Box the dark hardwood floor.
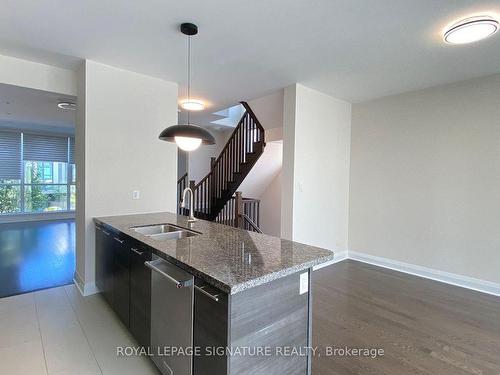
[0,219,75,298]
[312,260,500,375]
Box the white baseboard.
[348,251,500,297]
[73,250,499,298]
[73,272,100,297]
[313,250,348,271]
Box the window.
[0,130,76,215]
[0,131,22,214]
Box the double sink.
[131,223,200,241]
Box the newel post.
[234,191,243,229]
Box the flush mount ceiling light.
[159,23,215,152]
[180,98,205,111]
[444,15,499,44]
[57,102,77,111]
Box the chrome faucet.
[180,187,197,223]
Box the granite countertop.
[94,212,334,294]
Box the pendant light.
[159,23,215,151]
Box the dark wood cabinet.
[95,225,114,306]
[95,225,106,291]
[129,241,152,348]
[111,235,130,327]
[95,224,232,374]
[95,224,152,348]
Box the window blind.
[69,137,75,164]
[0,130,22,180]
[23,133,69,163]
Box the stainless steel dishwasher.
[145,256,194,375]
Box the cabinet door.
[111,235,130,327]
[95,225,114,306]
[95,225,106,292]
[129,242,152,348]
[193,280,228,375]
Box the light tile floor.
[0,285,158,375]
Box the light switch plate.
[299,272,309,295]
[132,190,140,200]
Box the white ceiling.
[1,0,500,117]
[0,83,76,132]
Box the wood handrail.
[240,101,265,133]
[242,197,259,202]
[194,169,210,189]
[212,101,264,168]
[177,172,188,185]
[214,192,261,232]
[212,113,245,167]
[195,102,258,190]
[240,214,262,233]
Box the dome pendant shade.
[159,124,215,150]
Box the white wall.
[247,90,284,142]
[281,85,297,240]
[259,171,282,237]
[238,141,282,198]
[247,90,284,130]
[238,141,283,236]
[0,54,76,96]
[282,84,351,252]
[76,60,178,293]
[349,74,500,285]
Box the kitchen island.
[94,212,334,375]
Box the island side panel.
[228,271,310,375]
[193,279,229,375]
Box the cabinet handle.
[195,285,220,302]
[144,260,192,288]
[131,247,144,256]
[114,237,124,244]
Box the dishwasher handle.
[145,260,193,288]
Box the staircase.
[182,101,265,222]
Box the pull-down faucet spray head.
[180,187,196,223]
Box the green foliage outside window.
[0,185,20,213]
[28,162,46,211]
[24,162,67,212]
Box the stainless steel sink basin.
[131,223,200,241]
[149,231,198,241]
[132,224,182,236]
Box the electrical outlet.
[132,190,140,200]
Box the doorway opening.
[0,83,77,297]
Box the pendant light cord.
[187,34,191,125]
